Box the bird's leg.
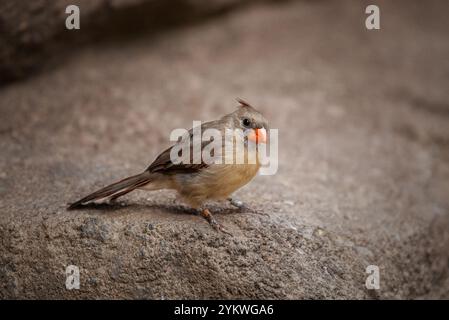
[227,197,269,217]
[200,208,232,236]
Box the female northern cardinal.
[69,99,268,235]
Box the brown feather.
[68,172,152,209]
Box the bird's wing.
[146,120,223,175]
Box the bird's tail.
[68,171,152,209]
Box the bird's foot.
[200,208,232,236]
[228,197,245,209]
[227,198,269,217]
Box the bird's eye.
[242,118,251,127]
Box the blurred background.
[0,0,448,299]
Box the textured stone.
[0,0,448,299]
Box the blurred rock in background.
[0,0,262,84]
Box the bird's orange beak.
[248,128,267,144]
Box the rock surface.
[1,0,449,299]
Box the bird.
[68,99,269,235]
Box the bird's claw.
[229,198,245,208]
[200,208,232,236]
[228,198,269,217]
[210,219,233,236]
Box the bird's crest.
[236,98,254,109]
